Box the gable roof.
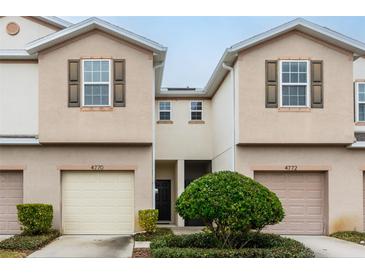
[25,17,167,91]
[204,18,365,97]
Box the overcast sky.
[62,16,365,88]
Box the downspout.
[152,62,164,209]
[222,62,236,171]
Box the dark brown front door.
[155,180,171,221]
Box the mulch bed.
[132,248,151,258]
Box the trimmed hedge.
[17,204,53,235]
[138,209,159,233]
[134,228,173,241]
[0,230,60,251]
[330,231,365,245]
[150,232,314,258]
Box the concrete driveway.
[28,235,133,258]
[286,235,365,258]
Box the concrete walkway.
[0,235,13,241]
[286,235,365,258]
[28,235,134,258]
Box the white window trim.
[190,100,203,120]
[355,82,365,122]
[158,101,172,121]
[279,60,311,108]
[81,59,112,107]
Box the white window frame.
[355,82,365,122]
[81,59,112,107]
[190,101,203,121]
[279,60,311,108]
[158,101,172,121]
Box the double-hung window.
[356,82,365,122]
[190,101,202,120]
[159,101,171,120]
[82,59,111,106]
[280,60,310,107]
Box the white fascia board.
[35,16,73,29]
[26,17,167,55]
[0,49,37,60]
[0,137,39,145]
[347,142,365,149]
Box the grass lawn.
[0,230,60,257]
[134,228,173,241]
[330,231,365,245]
[0,250,27,258]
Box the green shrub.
[330,231,365,245]
[0,230,60,251]
[175,171,284,247]
[138,209,159,233]
[134,228,173,241]
[150,232,314,258]
[17,204,53,235]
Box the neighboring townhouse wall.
[0,16,57,49]
[155,99,212,159]
[237,31,354,144]
[354,57,365,80]
[0,62,38,135]
[38,30,154,143]
[211,71,235,171]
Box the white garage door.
[62,171,134,235]
[0,171,23,234]
[254,172,326,235]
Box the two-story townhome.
[1,16,365,236]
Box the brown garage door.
[0,171,23,234]
[254,172,326,235]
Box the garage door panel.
[255,172,326,235]
[0,171,23,234]
[62,171,134,235]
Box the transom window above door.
[82,59,111,106]
[280,60,310,107]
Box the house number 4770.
[91,165,104,170]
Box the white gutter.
[347,142,365,148]
[0,137,39,145]
[222,62,236,171]
[152,62,164,209]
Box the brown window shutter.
[113,59,126,107]
[311,60,323,108]
[265,60,278,108]
[68,60,80,107]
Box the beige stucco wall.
[0,17,56,50]
[38,30,154,143]
[237,31,354,144]
[155,99,212,160]
[0,62,38,135]
[155,161,177,224]
[211,71,234,171]
[0,145,152,232]
[236,146,364,234]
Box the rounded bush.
[138,209,159,233]
[17,204,53,235]
[176,171,284,244]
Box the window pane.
[84,84,109,106]
[159,102,171,110]
[93,61,100,71]
[282,73,289,83]
[191,111,202,120]
[282,62,290,72]
[160,112,170,120]
[101,61,109,71]
[290,62,298,72]
[191,101,202,110]
[359,84,365,102]
[299,62,307,72]
[84,61,92,71]
[290,73,298,83]
[84,71,92,82]
[299,73,307,83]
[101,71,109,82]
[359,104,365,121]
[93,71,100,82]
[282,86,306,106]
